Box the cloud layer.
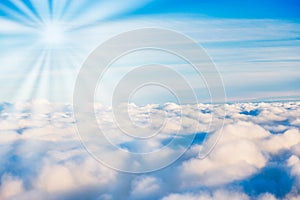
[0,100,299,199]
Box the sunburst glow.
[0,0,149,102]
[41,21,65,45]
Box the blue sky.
[0,0,299,103]
[130,0,300,19]
[1,2,300,200]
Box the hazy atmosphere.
[0,0,300,200]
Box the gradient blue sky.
[0,0,300,103]
[1,2,300,200]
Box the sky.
[1,1,300,200]
[0,0,299,103]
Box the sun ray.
[58,0,87,21]
[50,50,79,102]
[63,0,150,31]
[56,0,73,21]
[29,50,50,100]
[10,0,43,25]
[0,5,35,26]
[22,0,43,21]
[1,0,153,103]
[37,52,51,100]
[12,49,47,101]
[27,0,51,22]
[0,19,39,40]
[47,0,53,20]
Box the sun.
[41,21,65,46]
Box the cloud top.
[0,100,299,199]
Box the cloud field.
[0,100,300,199]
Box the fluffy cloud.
[130,176,161,198]
[180,121,268,186]
[263,129,300,154]
[0,174,24,199]
[0,100,300,199]
[161,190,250,200]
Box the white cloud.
[262,129,300,154]
[257,193,277,200]
[130,176,161,198]
[0,174,24,199]
[36,164,76,193]
[180,121,268,186]
[0,101,300,199]
[161,190,250,200]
